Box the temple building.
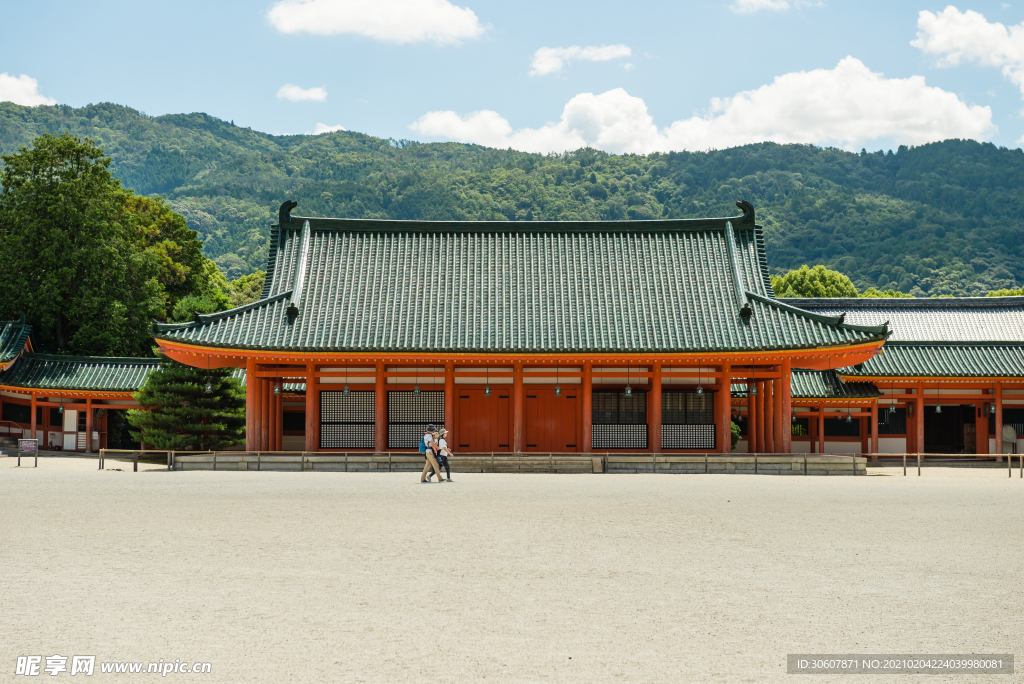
[1,201,1020,457]
[151,201,889,455]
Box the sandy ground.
[1,457,1021,683]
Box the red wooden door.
[525,390,579,452]
[456,389,511,452]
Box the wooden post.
[754,383,764,453]
[915,383,925,456]
[772,373,783,453]
[719,363,731,453]
[512,362,524,453]
[245,358,257,450]
[30,393,37,443]
[780,359,791,453]
[375,361,387,453]
[444,361,454,433]
[869,401,878,460]
[764,378,775,454]
[747,382,757,454]
[994,381,1003,458]
[262,376,272,451]
[976,402,988,456]
[582,362,593,453]
[276,387,284,451]
[817,404,825,455]
[305,362,318,452]
[85,398,93,453]
[649,362,662,453]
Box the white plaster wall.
[791,440,812,454]
[877,437,906,454]
[824,441,861,454]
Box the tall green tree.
[771,265,859,298]
[0,133,164,354]
[128,359,245,450]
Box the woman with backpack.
[419,424,446,483]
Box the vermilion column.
[582,362,593,453]
[764,379,774,453]
[817,405,825,455]
[649,362,662,453]
[85,398,93,453]
[305,362,317,452]
[995,381,1003,457]
[30,394,37,443]
[747,383,757,454]
[375,362,386,453]
[444,362,454,434]
[869,401,878,459]
[719,363,732,453]
[772,374,783,453]
[780,359,792,453]
[246,358,257,451]
[754,384,764,453]
[275,388,283,451]
[921,382,929,456]
[261,376,270,451]
[512,362,524,453]
[976,402,988,456]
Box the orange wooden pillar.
[649,362,662,453]
[375,362,386,453]
[246,358,257,450]
[274,386,283,451]
[772,373,783,453]
[780,359,791,453]
[754,384,764,453]
[305,362,318,452]
[718,363,732,453]
[261,377,271,451]
[30,393,37,442]
[444,362,454,433]
[869,401,878,459]
[817,404,825,455]
[994,381,1003,458]
[976,402,988,456]
[582,362,593,453]
[747,383,757,453]
[764,379,775,453]
[512,362,524,453]
[915,383,924,455]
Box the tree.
[0,133,164,355]
[987,287,1024,297]
[771,265,859,298]
[0,133,222,352]
[860,287,914,298]
[225,270,266,308]
[128,358,245,450]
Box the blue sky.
[3,0,1024,153]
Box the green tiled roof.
[0,319,31,365]
[155,202,887,354]
[783,296,1024,342]
[840,343,1024,378]
[732,370,880,400]
[0,354,162,392]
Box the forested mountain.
[1,101,1022,296]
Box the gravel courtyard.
[2,458,1021,683]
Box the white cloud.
[0,72,56,106]
[729,0,820,14]
[912,6,1024,100]
[277,84,327,102]
[311,122,346,134]
[411,57,994,154]
[529,45,632,76]
[267,0,486,44]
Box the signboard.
[17,439,38,467]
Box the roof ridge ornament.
[736,200,755,224]
[287,220,312,325]
[279,200,298,226]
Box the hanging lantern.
[935,404,942,414]
[273,383,282,396]
[484,385,491,397]
[204,377,213,395]
[554,385,561,397]
[696,384,703,395]
[737,413,745,422]
[624,364,632,397]
[792,413,797,424]
[989,403,996,415]
[414,385,421,396]
[343,384,350,396]
[845,412,853,424]
[888,403,897,414]
[696,364,703,395]
[342,364,350,397]
[484,364,491,396]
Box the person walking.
[420,424,446,483]
[434,427,453,482]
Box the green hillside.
[1,101,1022,296]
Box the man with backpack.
[419,424,446,483]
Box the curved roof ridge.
[153,290,292,332]
[746,293,890,337]
[784,296,1024,309]
[21,353,162,364]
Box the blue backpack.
[418,436,427,454]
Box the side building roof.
[784,297,1024,378]
[0,318,32,369]
[732,369,880,401]
[154,202,887,355]
[0,354,163,393]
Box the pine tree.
[128,358,245,450]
